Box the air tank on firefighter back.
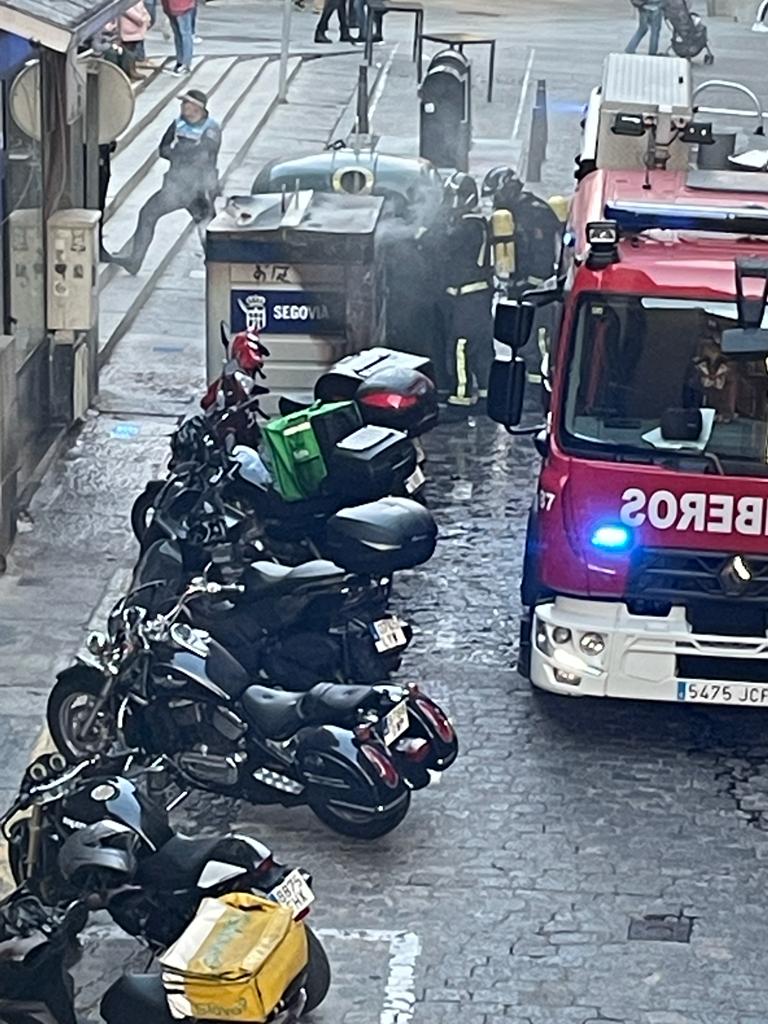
[205,190,385,402]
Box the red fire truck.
[489,54,768,706]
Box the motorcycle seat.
[245,559,346,594]
[242,681,375,739]
[136,834,223,890]
[101,973,173,1024]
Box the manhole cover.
[628,914,693,943]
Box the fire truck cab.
[489,54,768,707]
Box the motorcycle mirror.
[86,631,108,656]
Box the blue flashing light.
[590,524,632,552]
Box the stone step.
[98,56,302,366]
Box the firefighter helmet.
[442,171,479,212]
[481,166,523,205]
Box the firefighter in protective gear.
[441,172,494,412]
[482,166,562,298]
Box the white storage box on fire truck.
[581,54,693,173]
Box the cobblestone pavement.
[6,2,768,1022]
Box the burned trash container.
[419,49,472,172]
[206,190,385,403]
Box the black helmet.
[59,820,139,887]
[481,166,523,202]
[442,171,479,212]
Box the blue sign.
[230,289,345,336]
[0,32,34,78]
[111,423,141,439]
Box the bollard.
[527,77,548,183]
[356,64,370,135]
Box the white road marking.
[512,46,536,141]
[368,43,400,125]
[317,928,421,1024]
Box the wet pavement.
[6,1,768,1021]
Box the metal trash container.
[419,49,472,172]
[205,190,385,404]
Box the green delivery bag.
[262,400,361,501]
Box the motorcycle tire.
[47,673,114,764]
[304,927,332,1013]
[307,789,411,839]
[130,481,163,543]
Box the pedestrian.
[162,0,195,74]
[625,0,663,55]
[118,2,151,64]
[314,0,353,43]
[107,90,221,274]
[440,172,494,416]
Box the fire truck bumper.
[530,596,768,705]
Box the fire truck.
[489,54,768,706]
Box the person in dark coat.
[108,89,220,274]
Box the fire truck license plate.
[677,681,768,706]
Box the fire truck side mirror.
[494,300,535,352]
[487,357,526,428]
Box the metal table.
[365,0,424,71]
[418,31,496,101]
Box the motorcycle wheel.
[304,927,332,1013]
[307,790,411,839]
[47,674,113,764]
[130,481,162,543]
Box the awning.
[0,0,138,54]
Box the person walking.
[625,0,663,55]
[162,0,195,74]
[107,90,221,274]
[315,0,353,43]
[118,2,151,63]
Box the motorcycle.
[132,536,414,687]
[46,577,458,839]
[0,885,321,1024]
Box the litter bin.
[206,190,386,404]
[419,49,472,172]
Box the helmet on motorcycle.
[230,330,269,375]
[170,416,207,465]
[442,171,479,212]
[481,166,523,205]
[58,820,139,887]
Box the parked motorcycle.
[1,752,330,1011]
[46,578,458,839]
[0,884,322,1024]
[132,537,413,687]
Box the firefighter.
[481,166,562,298]
[441,172,494,415]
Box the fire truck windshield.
[562,295,768,474]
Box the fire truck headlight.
[590,524,631,552]
[552,627,571,644]
[579,632,606,656]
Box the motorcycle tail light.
[414,696,455,743]
[407,682,420,696]
[295,907,311,921]
[359,392,419,411]
[360,743,400,789]
[354,723,374,741]
[394,737,430,762]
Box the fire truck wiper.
[596,442,725,475]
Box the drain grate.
[628,913,694,943]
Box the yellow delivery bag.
[159,892,308,1021]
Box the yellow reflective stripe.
[455,337,468,401]
[446,286,459,296]
[458,281,489,295]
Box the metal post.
[527,78,548,183]
[278,0,293,103]
[357,64,370,135]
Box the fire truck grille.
[628,548,768,603]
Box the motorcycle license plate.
[269,869,315,917]
[382,701,409,746]
[405,465,426,494]
[372,617,407,653]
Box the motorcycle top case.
[325,424,416,502]
[262,400,362,502]
[315,347,436,399]
[324,496,437,574]
[159,892,307,1022]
